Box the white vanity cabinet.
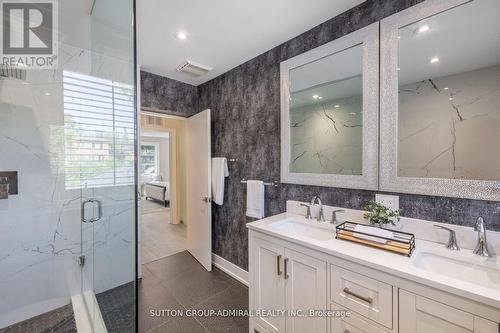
[250,234,328,333]
[399,290,498,333]
[248,228,500,333]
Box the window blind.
[63,71,135,189]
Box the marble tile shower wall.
[194,0,500,270]
[0,44,135,328]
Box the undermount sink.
[269,219,334,241]
[413,251,500,289]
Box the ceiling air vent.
[176,60,212,77]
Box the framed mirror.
[280,23,379,190]
[380,0,500,200]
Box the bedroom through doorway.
[140,111,187,264]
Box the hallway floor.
[141,199,187,263]
[139,251,249,333]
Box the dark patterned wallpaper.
[196,0,500,270]
[140,70,198,116]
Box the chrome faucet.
[330,209,345,225]
[473,217,489,257]
[300,203,312,219]
[434,225,460,251]
[310,196,325,222]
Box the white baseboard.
[212,253,249,286]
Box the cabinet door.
[251,237,285,333]
[399,290,498,333]
[284,248,327,333]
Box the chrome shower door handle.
[81,199,103,223]
[81,199,91,223]
[91,199,103,223]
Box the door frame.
[137,108,185,272]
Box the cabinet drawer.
[331,265,393,329]
[330,302,389,333]
[252,321,271,333]
[399,290,499,333]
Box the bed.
[144,181,169,207]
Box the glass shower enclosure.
[0,0,137,332]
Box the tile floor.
[1,240,246,333]
[141,199,187,263]
[0,304,76,333]
[96,282,135,333]
[139,251,249,333]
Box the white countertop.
[247,210,500,310]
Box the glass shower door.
[0,1,136,332]
[64,63,136,332]
[69,0,136,331]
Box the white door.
[284,248,327,333]
[186,109,212,271]
[251,237,285,333]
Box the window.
[140,142,159,175]
[63,71,135,189]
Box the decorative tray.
[335,222,415,257]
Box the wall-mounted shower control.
[0,171,18,199]
[0,177,8,199]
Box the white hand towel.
[211,158,229,205]
[353,224,394,244]
[246,180,265,219]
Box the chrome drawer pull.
[343,287,373,304]
[276,255,282,276]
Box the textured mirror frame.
[280,23,379,190]
[380,0,500,201]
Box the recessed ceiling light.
[429,57,440,64]
[443,87,449,90]
[44,92,51,96]
[175,31,188,41]
[312,94,320,99]
[334,105,340,108]
[318,96,323,99]
[449,97,454,101]
[418,25,430,34]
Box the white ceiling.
[136,0,365,86]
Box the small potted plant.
[363,200,403,228]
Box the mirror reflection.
[397,0,500,181]
[289,44,363,175]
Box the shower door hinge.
[78,255,85,267]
